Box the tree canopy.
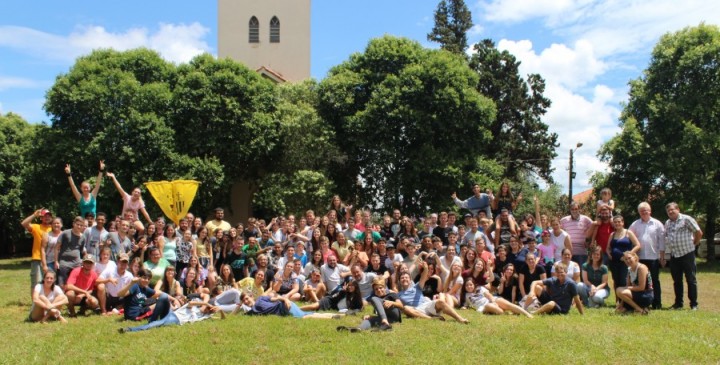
[427,0,474,55]
[318,36,496,215]
[469,39,558,182]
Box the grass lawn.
[2,257,719,364]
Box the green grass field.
[2,257,719,364]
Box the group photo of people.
[23,168,703,332]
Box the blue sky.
[2,0,719,194]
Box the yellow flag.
[145,180,200,226]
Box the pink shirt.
[122,195,145,216]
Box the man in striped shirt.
[664,202,702,310]
[560,202,593,266]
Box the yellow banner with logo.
[145,180,200,226]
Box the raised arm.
[139,206,153,224]
[21,210,42,233]
[91,160,105,197]
[65,164,81,201]
[105,172,128,199]
[117,277,140,298]
[417,261,430,288]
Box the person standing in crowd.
[629,202,665,310]
[106,172,152,232]
[41,217,63,276]
[55,216,88,288]
[64,161,104,217]
[22,208,53,298]
[83,212,109,262]
[560,202,593,265]
[452,184,494,218]
[206,208,231,234]
[606,215,640,297]
[588,204,614,263]
[664,202,702,310]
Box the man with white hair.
[629,202,665,310]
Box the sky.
[2,0,719,196]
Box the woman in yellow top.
[237,270,266,298]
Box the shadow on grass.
[696,259,720,273]
[4,299,29,307]
[0,259,29,271]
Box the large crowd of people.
[23,170,703,332]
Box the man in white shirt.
[628,202,665,310]
[96,253,134,315]
[320,255,351,292]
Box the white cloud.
[498,39,606,90]
[493,38,620,191]
[480,0,720,58]
[468,24,484,36]
[0,76,41,91]
[0,22,212,64]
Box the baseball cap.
[82,254,95,263]
[40,209,52,216]
[118,253,130,262]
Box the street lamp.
[568,142,583,204]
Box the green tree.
[469,39,558,182]
[599,24,720,262]
[252,80,339,217]
[427,0,474,55]
[170,54,280,183]
[42,49,226,220]
[318,36,496,215]
[0,113,41,255]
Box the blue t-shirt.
[398,283,430,307]
[542,277,577,313]
[249,296,288,316]
[124,284,155,320]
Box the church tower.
[218,0,311,82]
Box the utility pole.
[568,143,583,204]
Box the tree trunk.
[705,202,717,264]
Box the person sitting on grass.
[64,254,100,317]
[303,269,327,303]
[180,267,210,304]
[460,279,533,318]
[154,266,184,309]
[96,252,134,315]
[299,280,363,313]
[118,295,223,333]
[238,269,266,298]
[273,261,302,302]
[239,291,345,319]
[577,246,610,308]
[118,268,164,321]
[615,251,654,315]
[397,261,469,324]
[337,277,402,332]
[528,262,584,315]
[29,271,68,323]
